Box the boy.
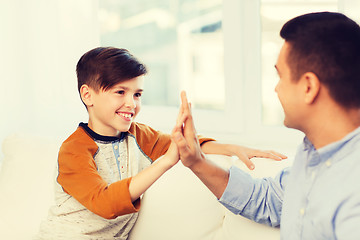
[37,47,285,239]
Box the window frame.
[135,0,303,145]
[134,0,355,147]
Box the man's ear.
[301,72,321,104]
[80,84,93,107]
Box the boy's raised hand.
[172,91,206,169]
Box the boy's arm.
[58,146,139,219]
[130,121,285,171]
[200,141,287,170]
[58,127,180,219]
[129,122,214,161]
[128,140,179,201]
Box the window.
[98,0,355,146]
[99,0,233,136]
[261,0,338,125]
[99,0,224,110]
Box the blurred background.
[1,0,360,163]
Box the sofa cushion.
[129,159,227,240]
[0,134,60,239]
[129,154,289,240]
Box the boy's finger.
[268,150,288,159]
[235,155,255,170]
[250,150,287,161]
[176,103,185,126]
[172,131,191,155]
[181,91,191,114]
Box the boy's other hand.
[200,141,287,170]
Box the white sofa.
[0,133,291,240]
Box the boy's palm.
[164,140,180,167]
[172,91,205,168]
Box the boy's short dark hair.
[280,12,360,108]
[76,47,147,93]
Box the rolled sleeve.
[219,166,255,214]
[219,166,287,227]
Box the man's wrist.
[187,153,207,173]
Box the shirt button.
[117,157,121,161]
[325,160,331,167]
[114,145,118,150]
[300,208,305,216]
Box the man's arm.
[219,166,288,227]
[172,91,286,226]
[171,91,229,198]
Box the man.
[172,12,360,239]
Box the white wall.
[0,0,100,160]
[0,0,302,165]
[3,0,359,165]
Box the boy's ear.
[301,72,321,104]
[80,84,93,107]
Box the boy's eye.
[117,90,125,95]
[134,92,142,98]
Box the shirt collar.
[303,126,360,167]
[79,122,127,143]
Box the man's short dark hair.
[280,12,360,108]
[76,47,147,93]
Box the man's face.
[87,75,144,136]
[275,42,304,130]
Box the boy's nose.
[125,96,136,108]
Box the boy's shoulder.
[128,122,165,138]
[129,121,153,133]
[60,126,98,157]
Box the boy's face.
[87,75,144,136]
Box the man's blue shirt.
[219,127,360,239]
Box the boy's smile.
[117,112,134,121]
[84,75,144,137]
